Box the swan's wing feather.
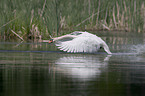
[56,36,99,53]
[55,31,111,54]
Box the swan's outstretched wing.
[55,36,100,53]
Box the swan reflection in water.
[54,54,111,81]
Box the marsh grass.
[0,0,145,40]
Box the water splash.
[131,44,145,54]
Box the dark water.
[0,31,145,96]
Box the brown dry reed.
[0,0,145,40]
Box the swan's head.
[48,39,54,43]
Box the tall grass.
[0,0,145,40]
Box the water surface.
[0,31,145,96]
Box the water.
[0,31,145,96]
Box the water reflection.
[0,31,145,96]
[110,54,145,84]
[55,54,111,81]
[0,52,112,96]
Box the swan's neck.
[53,34,77,41]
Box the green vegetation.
[0,0,145,40]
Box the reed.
[0,0,145,40]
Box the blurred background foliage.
[0,0,145,40]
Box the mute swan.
[49,31,112,54]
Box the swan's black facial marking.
[70,31,82,36]
[49,39,54,43]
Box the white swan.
[49,31,112,54]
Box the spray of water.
[131,44,145,54]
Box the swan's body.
[49,31,112,54]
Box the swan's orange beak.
[48,40,52,43]
[48,39,53,43]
